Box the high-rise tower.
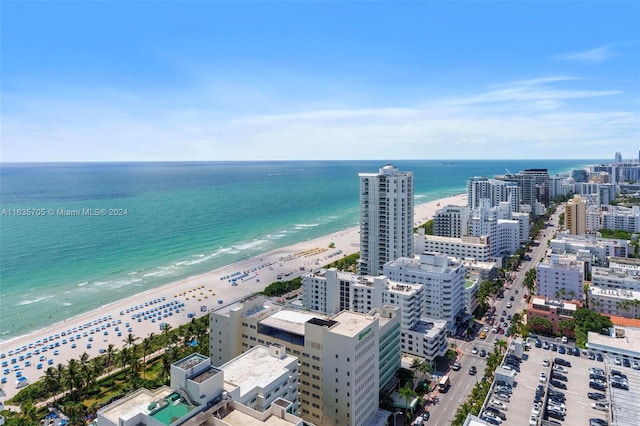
[358,164,414,276]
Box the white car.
[482,411,503,424]
[539,372,547,383]
[548,404,566,414]
[472,347,479,355]
[489,400,508,411]
[590,367,605,375]
[552,365,568,373]
[614,357,622,365]
[529,414,538,426]
[543,358,550,367]
[632,360,640,370]
[592,402,609,412]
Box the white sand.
[0,194,466,399]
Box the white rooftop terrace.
[220,346,296,400]
[587,327,640,359]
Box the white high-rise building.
[209,297,401,426]
[384,252,466,333]
[358,164,414,276]
[301,269,449,363]
[433,205,471,238]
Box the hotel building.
[98,350,302,426]
[384,252,466,333]
[358,164,414,276]
[433,205,471,238]
[536,254,585,301]
[301,269,448,363]
[209,297,401,426]
[526,297,580,337]
[414,233,491,262]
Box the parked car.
[611,381,629,390]
[550,380,567,390]
[494,392,510,402]
[588,392,606,400]
[547,410,565,421]
[623,358,631,368]
[551,373,568,382]
[552,365,568,373]
[592,402,609,411]
[554,358,572,367]
[590,381,606,391]
[485,407,506,420]
[610,369,627,379]
[589,419,608,426]
[489,400,508,411]
[452,362,462,371]
[469,366,477,375]
[590,367,605,375]
[543,358,550,367]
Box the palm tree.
[161,323,173,346]
[105,343,117,372]
[495,339,508,353]
[398,383,417,420]
[410,358,422,386]
[418,361,433,384]
[142,338,153,378]
[123,332,140,349]
[19,401,38,426]
[66,358,81,399]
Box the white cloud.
[1,76,637,161]
[555,45,620,64]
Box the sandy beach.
[0,193,466,399]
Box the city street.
[425,207,563,424]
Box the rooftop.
[588,327,640,356]
[174,353,208,371]
[99,387,172,425]
[220,346,297,399]
[329,311,377,338]
[259,309,329,336]
[191,367,221,383]
[221,409,299,426]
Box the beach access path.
[0,193,466,400]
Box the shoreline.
[0,193,466,399]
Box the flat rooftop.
[329,311,376,338]
[259,309,326,335]
[174,353,208,370]
[99,387,172,424]
[588,327,640,357]
[221,409,298,426]
[220,346,296,399]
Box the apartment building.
[566,195,587,235]
[433,204,471,238]
[602,205,640,233]
[301,269,448,363]
[550,234,630,264]
[414,232,491,262]
[209,297,401,426]
[527,297,581,337]
[536,254,585,301]
[588,286,640,319]
[98,351,303,426]
[384,252,466,333]
[358,164,414,276]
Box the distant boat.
[442,161,455,164]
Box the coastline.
[0,193,466,399]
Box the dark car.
[481,415,500,426]
[590,381,606,391]
[485,406,506,420]
[589,419,608,426]
[479,349,487,357]
[610,369,627,379]
[509,295,515,301]
[558,346,566,354]
[550,380,567,390]
[590,374,606,382]
[469,366,477,375]
[505,355,521,363]
[551,373,568,382]
[588,392,606,401]
[623,358,631,368]
[535,340,543,348]
[536,384,546,396]
[596,353,604,362]
[551,343,558,351]
[547,410,566,421]
[611,381,629,390]
[554,357,572,367]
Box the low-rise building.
[588,286,640,319]
[587,326,640,362]
[464,275,480,316]
[526,297,581,337]
[98,351,303,426]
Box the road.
[425,206,564,425]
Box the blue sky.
[2,1,639,161]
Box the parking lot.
[481,337,617,426]
[605,355,640,426]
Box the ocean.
[0,160,590,341]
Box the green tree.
[495,339,508,354]
[123,332,140,349]
[399,383,417,419]
[528,316,553,334]
[574,307,613,347]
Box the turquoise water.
[0,160,590,340]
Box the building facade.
[536,254,585,301]
[566,195,587,235]
[527,297,580,337]
[433,205,471,238]
[358,164,414,276]
[209,297,401,426]
[414,233,491,262]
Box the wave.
[18,296,53,306]
[77,281,88,287]
[294,223,320,230]
[233,240,266,251]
